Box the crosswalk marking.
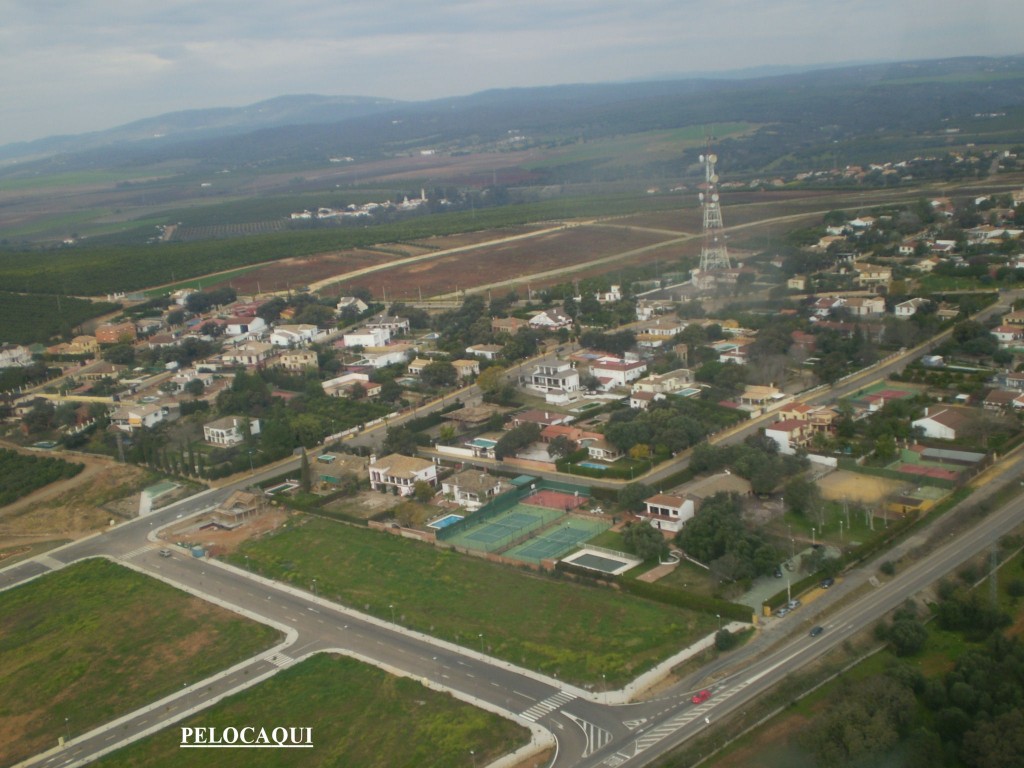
[564,712,612,757]
[34,555,65,571]
[266,653,293,668]
[519,691,575,722]
[121,544,156,560]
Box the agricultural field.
[0,291,120,344]
[98,653,530,768]
[0,448,83,506]
[0,559,280,766]
[206,248,408,295]
[229,515,716,685]
[334,223,677,302]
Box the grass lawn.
[98,653,528,768]
[0,559,281,766]
[230,515,716,685]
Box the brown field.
[338,224,675,301]
[816,470,905,504]
[407,224,545,250]
[214,249,406,294]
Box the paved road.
[7,440,1024,768]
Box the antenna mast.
[698,143,732,272]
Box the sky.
[2,0,1022,147]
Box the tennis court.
[503,516,610,565]
[444,505,562,552]
[521,488,588,512]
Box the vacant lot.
[98,653,530,768]
[0,559,280,766]
[231,515,715,685]
[817,470,905,504]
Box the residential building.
[0,344,33,367]
[110,404,166,433]
[203,416,261,446]
[95,322,137,344]
[343,327,391,348]
[844,296,886,316]
[528,308,573,330]
[336,296,369,315]
[322,372,381,398]
[222,341,275,367]
[225,316,267,337]
[452,359,480,380]
[491,317,529,335]
[992,325,1024,346]
[764,419,814,455]
[912,406,974,440]
[465,344,504,360]
[441,470,505,511]
[366,314,411,335]
[632,368,694,395]
[270,324,321,347]
[406,358,432,376]
[361,344,415,368]
[588,357,648,389]
[640,493,694,533]
[895,298,931,319]
[629,391,664,410]
[368,453,438,496]
[524,361,580,394]
[275,350,319,372]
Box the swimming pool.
[428,513,464,530]
[577,461,608,470]
[467,437,497,448]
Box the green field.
[0,448,83,506]
[230,515,715,684]
[98,653,529,768]
[0,559,281,766]
[0,291,120,344]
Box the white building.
[368,453,438,496]
[441,470,505,511]
[525,361,580,393]
[343,327,391,348]
[203,416,261,446]
[110,404,167,433]
[589,357,648,389]
[641,493,694,533]
[270,324,321,347]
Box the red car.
[691,689,711,705]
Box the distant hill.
[4,55,1024,185]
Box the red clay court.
[521,489,588,511]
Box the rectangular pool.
[428,513,465,530]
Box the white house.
[992,325,1024,346]
[466,344,504,360]
[528,308,573,330]
[270,324,321,347]
[343,327,391,348]
[336,296,369,315]
[588,357,648,389]
[632,368,693,395]
[362,344,415,368]
[912,407,972,440]
[895,298,931,319]
[764,419,814,455]
[203,416,261,446]
[641,493,694,533]
[110,404,167,433]
[366,314,411,335]
[0,344,33,367]
[368,453,438,496]
[441,470,505,511]
[525,361,580,393]
[225,316,267,337]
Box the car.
[820,577,835,589]
[691,689,711,705]
[773,566,783,578]
[158,549,172,558]
[774,607,789,618]
[809,626,824,637]
[788,599,801,610]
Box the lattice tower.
[698,149,732,271]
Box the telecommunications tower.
[698,147,732,271]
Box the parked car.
[820,577,835,589]
[158,549,172,558]
[774,607,789,618]
[773,566,783,578]
[809,626,824,637]
[691,689,712,705]
[787,599,801,610]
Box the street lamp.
[312,578,318,597]
[478,633,484,653]
[716,613,722,631]
[64,717,70,742]
[389,604,396,624]
[811,527,816,546]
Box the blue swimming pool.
[467,437,497,448]
[428,513,465,530]
[578,461,608,471]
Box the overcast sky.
[1,0,1021,147]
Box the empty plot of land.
[816,470,905,504]
[340,224,673,301]
[213,249,409,294]
[97,653,528,768]
[0,559,280,766]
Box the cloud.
[0,0,1021,145]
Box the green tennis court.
[503,516,611,565]
[444,504,562,552]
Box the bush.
[880,560,896,576]
[715,629,739,651]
